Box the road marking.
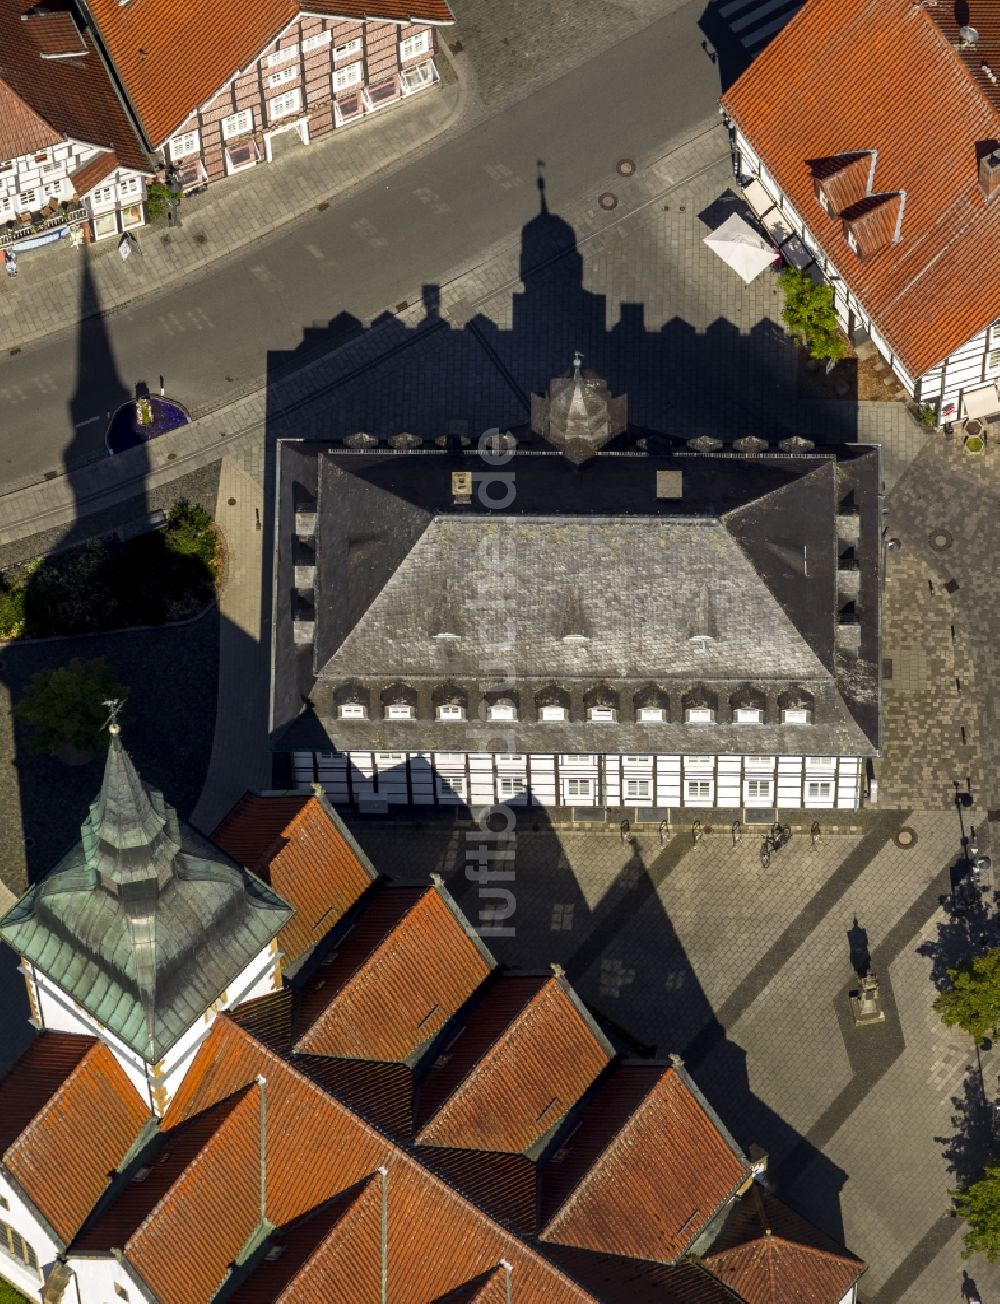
[349,219,389,249]
[73,415,102,428]
[33,374,57,393]
[305,243,325,260]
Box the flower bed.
[107,396,190,454]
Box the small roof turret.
[530,352,627,464]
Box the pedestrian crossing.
[715,0,803,50]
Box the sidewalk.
[0,59,466,353]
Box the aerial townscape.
[0,0,997,1300]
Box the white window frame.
[168,129,200,159]
[496,754,524,764]
[334,37,363,60]
[565,778,592,799]
[436,703,465,721]
[385,704,413,720]
[400,59,436,95]
[303,30,332,52]
[92,211,118,240]
[269,65,299,88]
[334,61,362,91]
[734,707,762,723]
[498,776,525,798]
[225,139,260,174]
[807,756,837,769]
[625,778,651,800]
[268,88,302,121]
[334,92,365,127]
[986,348,1000,376]
[18,188,38,209]
[339,703,367,720]
[375,752,405,764]
[540,705,567,721]
[561,756,595,766]
[0,1218,39,1276]
[637,706,664,723]
[400,30,431,60]
[488,703,516,721]
[686,779,712,799]
[745,755,774,769]
[221,109,254,140]
[588,706,616,723]
[43,179,64,199]
[807,780,833,799]
[436,774,467,800]
[686,707,714,723]
[745,778,772,801]
[267,43,299,67]
[90,184,115,210]
[118,176,141,199]
[782,708,812,724]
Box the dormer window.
[686,707,714,723]
[488,702,517,721]
[637,707,665,723]
[588,706,616,723]
[818,188,830,215]
[734,707,762,723]
[339,703,367,720]
[846,228,859,255]
[386,704,413,720]
[436,703,465,721]
[541,705,567,721]
[782,707,812,724]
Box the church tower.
[0,720,293,1114]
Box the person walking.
[4,248,16,278]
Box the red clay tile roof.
[85,0,454,149]
[214,793,377,967]
[293,883,493,1062]
[68,151,119,198]
[0,1033,148,1245]
[540,1062,750,1264]
[415,974,613,1154]
[436,1265,512,1302]
[702,1186,866,1304]
[75,1085,263,1304]
[543,1247,746,1304]
[0,1,148,171]
[162,1015,596,1303]
[721,0,1000,377]
[0,78,60,160]
[296,1053,415,1137]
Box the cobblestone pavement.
[349,810,999,1303]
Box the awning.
[703,212,777,284]
[962,383,999,419]
[742,178,776,219]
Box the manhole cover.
[616,158,637,177]
[227,496,236,506]
[598,191,618,210]
[929,530,953,551]
[894,826,918,848]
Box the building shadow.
[696,0,784,94]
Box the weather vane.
[102,698,125,733]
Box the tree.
[934,947,1000,1043]
[779,266,847,363]
[14,657,129,757]
[954,1159,1000,1262]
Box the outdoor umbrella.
[703,212,776,284]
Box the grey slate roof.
[0,730,293,1063]
[270,420,881,760]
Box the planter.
[964,435,985,454]
[106,395,191,454]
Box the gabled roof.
[0,2,148,171]
[0,730,293,1062]
[84,0,454,149]
[74,1085,263,1304]
[415,974,614,1155]
[213,791,377,968]
[68,151,119,199]
[435,1265,513,1302]
[0,77,60,161]
[0,1033,148,1245]
[540,1062,750,1264]
[159,1015,596,1302]
[701,1186,866,1304]
[293,882,493,1063]
[721,0,1000,377]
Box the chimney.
[980,148,1000,201]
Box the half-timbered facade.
[271,363,882,817]
[722,0,1000,424]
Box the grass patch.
[0,500,220,640]
[0,1278,30,1303]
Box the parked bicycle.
[759,822,791,869]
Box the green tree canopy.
[954,1158,1000,1262]
[934,946,1000,1042]
[14,657,129,757]
[780,266,847,363]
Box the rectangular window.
[334,91,364,126]
[375,752,404,763]
[400,30,431,60]
[436,775,466,800]
[807,756,836,768]
[168,129,200,158]
[221,109,253,139]
[734,707,762,723]
[334,61,362,90]
[565,778,592,798]
[623,756,652,764]
[847,228,859,254]
[334,36,363,60]
[436,703,464,720]
[745,755,774,768]
[637,707,664,722]
[746,779,772,800]
[118,176,141,198]
[225,140,260,173]
[686,780,711,799]
[42,179,63,199]
[540,705,566,721]
[560,756,595,765]
[498,776,525,797]
[588,706,615,722]
[19,189,37,209]
[807,781,833,799]
[488,703,515,721]
[686,707,713,723]
[303,30,332,52]
[435,753,464,765]
[92,210,118,239]
[267,43,299,67]
[120,202,144,230]
[386,704,413,720]
[269,88,302,120]
[269,65,299,87]
[625,779,651,800]
[987,348,1000,375]
[783,708,811,724]
[90,184,114,208]
[364,75,399,110]
[0,1218,39,1275]
[401,59,437,94]
[496,754,524,764]
[339,703,366,719]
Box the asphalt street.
[0,0,720,484]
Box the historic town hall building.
[271,360,883,817]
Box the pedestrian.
[4,249,16,278]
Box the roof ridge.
[4,1037,103,1162]
[278,1173,382,1298]
[248,793,315,875]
